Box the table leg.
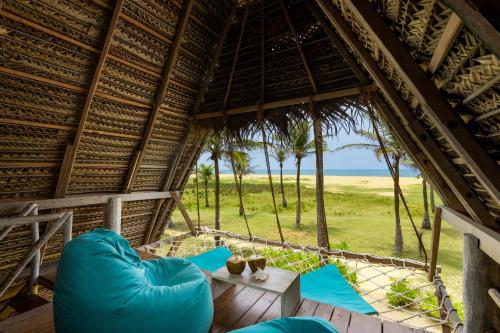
[281,276,300,317]
[211,278,234,299]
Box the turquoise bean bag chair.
[54,228,213,333]
[230,317,339,333]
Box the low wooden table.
[211,266,300,317]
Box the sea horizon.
[219,168,419,177]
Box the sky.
[198,130,397,171]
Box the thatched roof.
[0,0,499,275]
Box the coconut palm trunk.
[393,156,403,254]
[204,180,209,207]
[312,112,330,249]
[214,156,220,232]
[238,174,243,216]
[430,185,435,212]
[421,178,431,229]
[295,158,302,229]
[279,162,287,208]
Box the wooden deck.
[0,284,429,333]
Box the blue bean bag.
[54,228,213,333]
[230,317,339,333]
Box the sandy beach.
[219,174,421,191]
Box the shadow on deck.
[0,284,429,333]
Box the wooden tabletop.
[211,266,299,295]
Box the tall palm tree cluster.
[194,117,434,256]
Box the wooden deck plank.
[0,303,54,333]
[347,312,382,333]
[231,292,279,330]
[257,295,281,323]
[313,302,335,321]
[294,298,318,316]
[383,320,416,333]
[330,307,351,333]
[211,287,266,333]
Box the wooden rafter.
[145,6,237,244]
[55,0,125,198]
[441,0,500,58]
[307,2,465,213]
[347,0,500,206]
[260,0,266,102]
[280,0,318,94]
[314,0,496,228]
[222,6,249,111]
[428,13,462,75]
[195,85,376,119]
[123,0,195,193]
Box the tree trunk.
[430,185,436,213]
[295,158,301,229]
[214,156,220,231]
[238,175,243,216]
[312,109,330,250]
[280,162,287,208]
[421,178,431,229]
[204,180,209,208]
[394,157,403,254]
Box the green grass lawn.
[168,175,464,302]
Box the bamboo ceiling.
[0,0,499,274]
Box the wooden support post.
[171,192,196,235]
[428,207,442,281]
[63,213,73,246]
[463,234,489,333]
[29,206,39,295]
[106,197,122,234]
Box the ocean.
[220,169,419,177]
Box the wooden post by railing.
[106,197,122,234]
[29,205,39,295]
[63,213,73,246]
[463,233,489,333]
[428,207,442,281]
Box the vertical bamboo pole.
[29,206,39,294]
[106,197,122,234]
[428,207,442,281]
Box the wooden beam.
[144,5,236,244]
[222,6,249,111]
[122,0,195,193]
[0,192,175,216]
[195,85,376,119]
[428,13,462,75]
[315,0,495,227]
[260,0,266,101]
[105,197,122,234]
[55,0,125,198]
[171,191,196,235]
[428,207,442,281]
[280,0,318,93]
[441,206,500,264]
[441,0,500,58]
[348,0,500,205]
[462,73,500,105]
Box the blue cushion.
[187,246,232,272]
[230,317,339,333]
[301,265,377,315]
[54,228,213,333]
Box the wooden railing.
[0,191,195,300]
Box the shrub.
[386,278,420,307]
[330,258,358,284]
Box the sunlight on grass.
[168,175,464,302]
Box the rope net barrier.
[140,228,463,332]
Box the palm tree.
[197,163,213,208]
[335,125,408,254]
[226,150,253,215]
[290,120,316,229]
[202,134,225,233]
[402,159,431,230]
[270,141,290,208]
